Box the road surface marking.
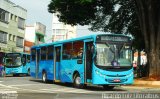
[0,83,107,94]
[40,88,97,93]
[10,84,43,87]
[0,84,20,89]
[0,91,17,93]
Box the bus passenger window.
[47,46,54,60]
[31,49,36,61]
[41,47,47,60]
[56,48,60,62]
[72,41,84,59]
[22,55,26,65]
[27,55,30,63]
[31,55,35,61]
[62,43,72,60]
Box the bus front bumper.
[5,67,22,75]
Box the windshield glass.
[95,43,132,67]
[4,53,22,66]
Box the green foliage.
[48,0,97,25]
[48,0,145,50]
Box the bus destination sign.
[97,35,130,42]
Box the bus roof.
[31,33,131,49]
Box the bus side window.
[72,41,84,59]
[62,43,72,60]
[22,54,27,66]
[56,47,61,62]
[47,46,54,60]
[31,49,36,61]
[27,55,30,63]
[41,47,47,60]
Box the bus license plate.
[11,70,15,73]
[113,79,120,82]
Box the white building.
[52,13,76,42]
[24,22,46,53]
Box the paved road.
[0,76,160,99]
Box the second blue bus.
[3,52,30,76]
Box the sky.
[9,0,105,42]
[9,0,53,42]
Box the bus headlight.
[99,73,106,78]
[95,70,106,78]
[95,70,100,75]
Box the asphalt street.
[0,76,160,99]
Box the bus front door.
[85,41,93,83]
[36,49,40,79]
[54,46,61,82]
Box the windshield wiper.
[105,43,115,53]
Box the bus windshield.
[95,43,132,67]
[4,53,22,66]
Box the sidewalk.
[133,78,160,86]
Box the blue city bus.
[30,34,133,89]
[3,52,30,76]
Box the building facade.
[24,22,46,53]
[52,13,76,42]
[0,0,27,53]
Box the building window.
[15,16,17,21]
[0,8,9,23]
[0,31,7,44]
[13,35,16,41]
[10,14,13,20]
[53,29,66,35]
[9,34,12,41]
[18,17,25,29]
[16,36,23,48]
[38,36,41,41]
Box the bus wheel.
[103,85,115,90]
[73,74,83,88]
[42,72,47,83]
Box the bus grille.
[106,75,126,77]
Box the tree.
[134,0,160,79]
[48,0,160,79]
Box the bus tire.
[73,73,83,88]
[103,85,115,90]
[42,72,47,83]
